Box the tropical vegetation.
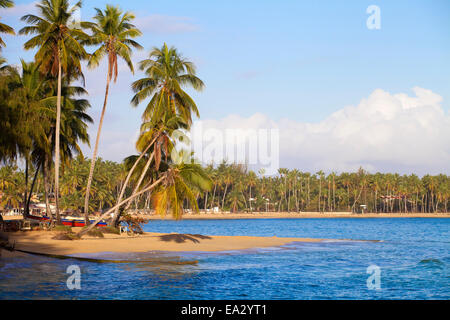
[0,1,213,235]
[0,1,448,236]
[0,161,448,215]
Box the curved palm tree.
[131,43,204,125]
[0,0,15,50]
[152,161,212,220]
[83,5,142,224]
[77,154,211,237]
[19,0,89,220]
[109,114,187,226]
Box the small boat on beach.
[27,214,108,227]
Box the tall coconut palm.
[131,43,205,125]
[0,0,15,50]
[82,5,142,224]
[29,77,92,223]
[19,0,89,222]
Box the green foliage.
[0,0,448,226]
[80,225,105,237]
[0,0,15,49]
[52,225,72,232]
[121,213,147,234]
[19,0,89,78]
[59,157,125,213]
[52,231,80,240]
[131,43,204,125]
[195,163,450,214]
[84,4,142,78]
[87,228,104,238]
[101,226,120,235]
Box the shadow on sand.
[157,233,212,244]
[0,231,199,265]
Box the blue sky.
[1,0,449,174]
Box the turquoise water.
[0,218,448,300]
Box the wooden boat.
[27,214,108,227]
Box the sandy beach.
[0,212,445,258]
[1,229,328,257]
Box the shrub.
[81,227,104,238]
[101,226,120,235]
[52,225,72,232]
[52,232,80,241]
[87,229,104,238]
[121,213,148,234]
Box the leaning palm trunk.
[84,72,111,225]
[109,136,158,227]
[123,152,155,212]
[221,184,228,210]
[25,162,42,217]
[54,61,62,225]
[77,176,164,237]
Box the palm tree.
[247,171,257,212]
[8,60,54,216]
[131,43,204,125]
[19,0,89,222]
[109,113,186,226]
[221,169,233,210]
[0,0,14,50]
[83,5,142,224]
[30,77,92,223]
[0,61,30,163]
[77,161,211,237]
[227,185,245,213]
[152,162,212,220]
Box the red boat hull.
[27,215,108,227]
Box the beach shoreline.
[1,230,330,257]
[0,212,445,258]
[2,212,449,223]
[143,211,450,220]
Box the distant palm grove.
[0,161,449,214]
[0,0,448,236]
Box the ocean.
[0,218,448,299]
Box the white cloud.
[81,128,140,163]
[134,14,199,34]
[0,1,37,17]
[191,87,450,175]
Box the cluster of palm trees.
[0,1,448,235]
[0,0,212,234]
[0,157,123,214]
[1,161,448,216]
[199,164,449,214]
